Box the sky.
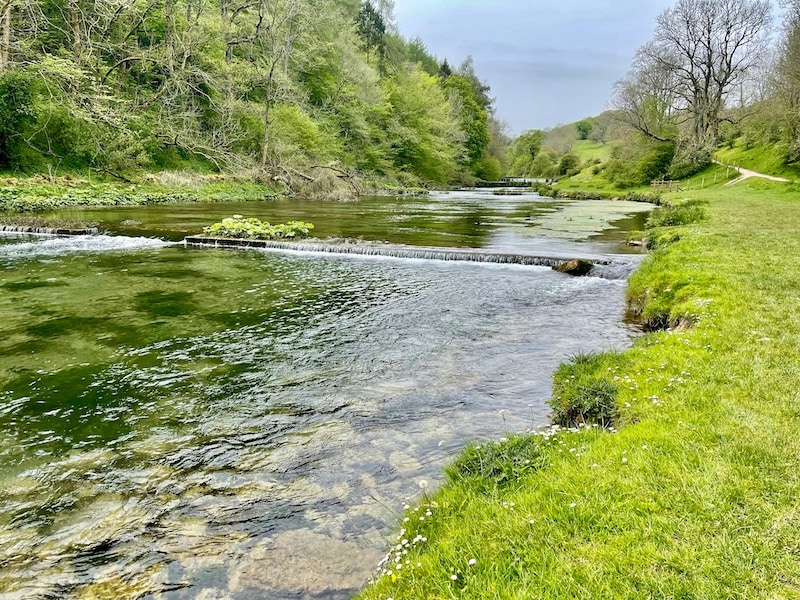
[392,0,682,134]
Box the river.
[0,190,650,599]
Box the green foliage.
[446,434,552,489]
[443,74,490,166]
[0,0,496,186]
[550,352,622,427]
[202,215,314,239]
[646,200,707,228]
[357,0,386,65]
[575,119,592,140]
[556,153,580,176]
[605,140,675,188]
[0,182,278,212]
[473,154,501,181]
[0,71,37,168]
[508,129,545,176]
[383,67,461,182]
[667,144,712,179]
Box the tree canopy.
[0,0,502,185]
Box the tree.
[613,46,682,143]
[250,0,304,168]
[1,0,11,71]
[357,0,385,66]
[633,0,772,147]
[773,1,800,161]
[0,71,36,166]
[444,73,489,165]
[576,119,592,140]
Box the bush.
[0,71,37,168]
[557,153,580,175]
[202,215,314,240]
[667,144,711,179]
[646,200,706,228]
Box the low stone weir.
[0,224,99,236]
[184,236,613,270]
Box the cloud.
[394,0,672,131]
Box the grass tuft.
[550,352,622,427]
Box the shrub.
[557,153,580,175]
[0,71,37,168]
[646,200,706,228]
[202,215,314,240]
[667,144,712,179]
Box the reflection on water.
[26,189,651,252]
[0,192,649,599]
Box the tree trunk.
[0,0,9,73]
[68,0,81,65]
[165,0,174,72]
[261,83,271,167]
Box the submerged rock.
[553,259,593,276]
[228,529,383,597]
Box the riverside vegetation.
[357,177,800,599]
[0,0,503,195]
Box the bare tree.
[249,0,303,168]
[613,44,683,142]
[616,0,771,147]
[650,0,771,145]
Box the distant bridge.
[475,177,546,188]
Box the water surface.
[0,191,650,598]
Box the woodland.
[0,0,504,187]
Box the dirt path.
[714,161,792,186]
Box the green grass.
[357,178,800,599]
[571,140,613,163]
[715,140,800,181]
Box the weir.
[0,224,99,236]
[184,236,615,270]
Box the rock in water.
[553,259,593,276]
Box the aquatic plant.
[202,215,314,240]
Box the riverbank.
[0,171,431,213]
[0,175,282,213]
[358,177,800,598]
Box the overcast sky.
[392,1,684,134]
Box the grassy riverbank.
[0,175,281,213]
[358,178,800,598]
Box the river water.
[0,190,650,599]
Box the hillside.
[0,0,500,191]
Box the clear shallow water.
[0,192,649,599]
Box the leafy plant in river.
[202,215,314,240]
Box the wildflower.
[569,502,577,508]
[468,558,477,566]
[622,457,628,464]
[451,574,458,581]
